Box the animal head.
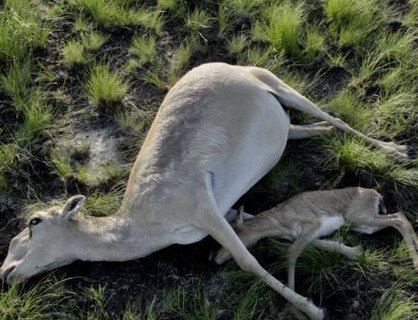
[350,187,386,215]
[0,195,86,284]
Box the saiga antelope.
[215,187,418,292]
[0,63,413,320]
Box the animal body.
[215,187,418,292]
[0,63,412,320]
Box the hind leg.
[198,174,324,320]
[288,122,334,139]
[352,212,418,270]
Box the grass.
[0,59,32,104]
[157,0,179,11]
[116,108,154,140]
[226,34,248,54]
[325,90,373,131]
[14,92,52,147]
[324,0,385,48]
[370,285,417,320]
[163,286,217,320]
[217,5,231,38]
[86,64,129,107]
[186,8,212,41]
[0,277,75,319]
[62,40,86,66]
[253,1,305,56]
[324,135,391,174]
[50,152,73,178]
[62,32,108,66]
[129,34,157,67]
[0,0,50,61]
[80,32,109,51]
[72,0,164,30]
[304,27,326,59]
[222,0,264,13]
[142,41,195,89]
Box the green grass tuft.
[253,1,305,56]
[186,8,211,40]
[157,0,179,11]
[50,152,73,178]
[0,59,32,103]
[0,0,50,61]
[163,285,217,320]
[74,0,164,30]
[0,277,75,319]
[86,64,129,107]
[222,0,263,13]
[226,34,248,54]
[13,90,52,147]
[326,90,373,131]
[62,40,87,66]
[324,135,391,174]
[370,285,418,320]
[304,27,326,59]
[324,0,384,48]
[80,32,109,51]
[129,34,157,67]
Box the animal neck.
[71,214,168,262]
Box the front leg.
[311,239,362,260]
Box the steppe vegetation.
[0,0,417,319]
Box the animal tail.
[246,66,411,161]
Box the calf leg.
[352,212,418,270]
[287,229,318,291]
[311,239,362,260]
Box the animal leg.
[203,216,324,320]
[311,239,362,260]
[287,229,317,291]
[198,180,324,320]
[288,122,334,139]
[247,67,412,161]
[352,212,418,270]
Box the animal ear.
[61,195,85,220]
[235,205,244,229]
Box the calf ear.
[61,195,86,220]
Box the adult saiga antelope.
[215,187,418,292]
[0,63,412,320]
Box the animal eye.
[29,217,42,226]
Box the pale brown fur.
[215,187,418,292]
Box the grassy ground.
[0,0,417,319]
